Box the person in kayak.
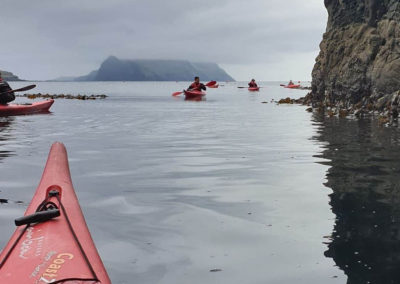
[0,72,15,104]
[288,80,294,86]
[187,76,206,91]
[248,79,258,88]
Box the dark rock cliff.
[311,1,400,113]
[75,56,235,82]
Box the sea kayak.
[248,87,260,91]
[184,90,206,99]
[207,84,219,88]
[283,84,301,89]
[0,99,54,116]
[0,142,111,284]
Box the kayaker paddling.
[188,76,206,91]
[0,72,15,105]
[248,79,258,88]
[172,80,215,97]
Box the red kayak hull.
[0,99,54,116]
[184,90,206,99]
[283,85,301,89]
[0,142,111,284]
[207,84,219,88]
[248,87,260,91]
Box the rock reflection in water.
[313,114,400,284]
[0,117,14,160]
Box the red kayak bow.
[0,142,111,284]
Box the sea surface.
[0,81,398,284]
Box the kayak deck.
[0,142,110,283]
[283,84,301,89]
[184,90,206,100]
[248,87,260,91]
[0,99,54,116]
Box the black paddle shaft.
[0,84,36,96]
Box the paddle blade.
[0,84,37,96]
[205,81,217,87]
[172,91,183,96]
[12,84,36,93]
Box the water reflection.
[0,117,14,160]
[313,114,400,284]
[184,97,206,102]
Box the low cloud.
[0,0,327,80]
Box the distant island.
[0,70,22,81]
[55,56,235,82]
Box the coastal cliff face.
[312,0,400,111]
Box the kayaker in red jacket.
[288,80,294,86]
[188,76,206,91]
[248,79,258,88]
[0,72,15,105]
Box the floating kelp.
[0,198,24,204]
[278,97,295,104]
[16,93,107,100]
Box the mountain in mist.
[0,70,22,81]
[73,56,235,81]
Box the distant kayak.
[0,99,54,116]
[184,90,206,99]
[248,87,260,91]
[283,84,301,89]
[0,142,111,283]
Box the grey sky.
[0,0,327,81]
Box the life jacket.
[248,82,257,87]
[189,82,200,90]
[0,80,15,104]
[189,82,205,91]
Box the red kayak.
[207,84,219,88]
[0,142,111,283]
[0,99,54,116]
[248,87,260,91]
[283,84,301,89]
[184,90,206,99]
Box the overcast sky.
[0,0,327,81]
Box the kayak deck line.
[0,142,111,283]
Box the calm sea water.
[0,81,396,284]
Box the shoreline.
[279,91,400,126]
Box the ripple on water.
[89,195,158,215]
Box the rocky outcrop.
[311,1,400,115]
[74,56,235,82]
[0,70,22,81]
